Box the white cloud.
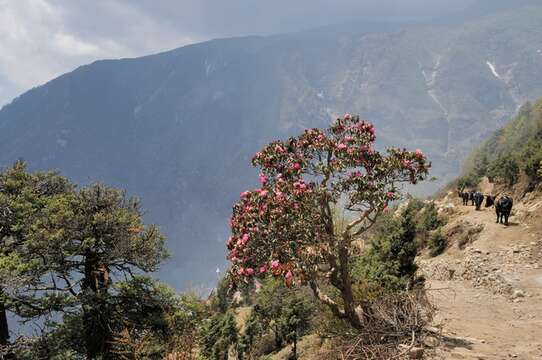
[52,32,100,56]
[0,0,196,107]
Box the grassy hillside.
[456,97,542,190]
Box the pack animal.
[458,190,469,205]
[485,195,495,208]
[469,191,475,206]
[474,192,484,210]
[495,196,513,225]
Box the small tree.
[474,153,490,178]
[276,295,313,359]
[488,154,519,186]
[227,114,429,329]
[428,230,447,257]
[0,161,74,348]
[201,312,238,360]
[352,207,419,292]
[29,183,167,358]
[236,309,261,360]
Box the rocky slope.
[1,1,542,287]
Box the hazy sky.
[0,0,476,107]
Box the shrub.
[200,312,238,360]
[417,202,445,234]
[352,206,419,291]
[487,154,520,186]
[457,173,480,190]
[523,140,542,183]
[250,279,314,355]
[428,231,447,257]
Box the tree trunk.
[0,299,9,346]
[83,252,111,359]
[337,244,363,329]
[292,335,298,360]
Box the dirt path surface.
[421,193,542,359]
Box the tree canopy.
[227,114,430,328]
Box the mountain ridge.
[1,4,542,288]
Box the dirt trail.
[422,195,542,359]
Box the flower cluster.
[227,114,430,286]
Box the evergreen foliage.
[458,99,542,188]
[352,205,419,291]
[0,162,174,359]
[428,230,447,257]
[200,312,238,360]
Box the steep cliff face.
[1,2,542,288]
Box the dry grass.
[316,290,436,360]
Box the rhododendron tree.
[227,114,430,329]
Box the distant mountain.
[1,1,542,288]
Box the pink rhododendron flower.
[350,171,363,178]
[343,113,351,119]
[285,271,293,280]
[227,236,234,246]
[259,173,268,184]
[241,233,250,244]
[271,260,280,270]
[260,190,268,197]
[245,268,254,276]
[386,191,394,199]
[240,191,249,198]
[415,149,423,157]
[293,203,300,210]
[293,163,301,170]
[337,143,348,150]
[259,265,268,273]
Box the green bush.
[523,139,542,182]
[456,172,481,190]
[487,154,520,186]
[352,206,419,291]
[428,231,447,257]
[200,312,238,360]
[254,279,314,351]
[417,203,445,234]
